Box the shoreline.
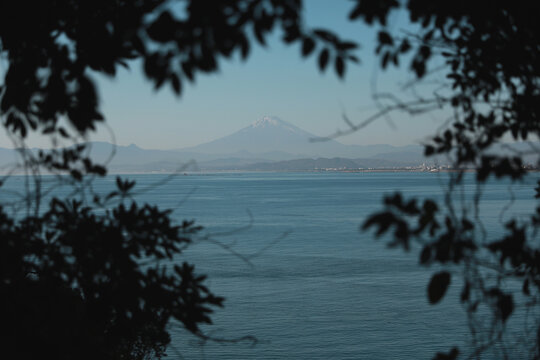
[1,168,538,176]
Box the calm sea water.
[1,172,537,359]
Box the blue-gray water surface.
[1,172,537,359]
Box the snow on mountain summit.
[180,115,393,157]
[246,116,307,136]
[251,116,281,127]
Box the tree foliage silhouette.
[2,0,540,359]
[351,1,540,359]
[0,1,356,359]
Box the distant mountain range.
[179,116,416,158]
[1,116,536,173]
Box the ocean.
[1,172,537,359]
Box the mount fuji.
[0,116,432,173]
[178,116,413,158]
[1,116,535,173]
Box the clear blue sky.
[1,0,450,150]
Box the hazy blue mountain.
[0,117,429,173]
[10,116,539,172]
[1,137,537,173]
[178,116,406,158]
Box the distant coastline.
[72,168,538,175]
[1,167,538,176]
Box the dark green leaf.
[522,278,530,296]
[171,74,181,95]
[424,145,435,156]
[70,169,82,181]
[433,347,459,360]
[335,56,345,78]
[378,31,393,45]
[338,41,358,50]
[318,49,329,71]
[302,37,315,57]
[58,127,70,138]
[428,271,451,304]
[498,293,514,322]
[460,282,470,302]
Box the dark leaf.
[92,165,107,176]
[378,31,393,45]
[460,282,470,302]
[318,49,330,71]
[382,51,391,69]
[348,54,360,63]
[338,41,358,50]
[171,74,182,95]
[349,5,362,20]
[313,29,337,43]
[523,278,530,296]
[498,293,514,322]
[399,39,411,53]
[58,127,70,138]
[433,347,459,360]
[335,56,345,78]
[428,271,451,304]
[302,37,315,57]
[239,35,250,59]
[254,24,266,46]
[70,169,82,181]
[182,62,194,82]
[424,145,435,156]
[43,126,55,134]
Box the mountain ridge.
[11,115,538,172]
[176,116,417,158]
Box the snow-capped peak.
[251,116,283,128]
[243,116,311,137]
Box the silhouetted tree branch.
[0,1,358,358]
[3,1,539,359]
[350,1,540,358]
